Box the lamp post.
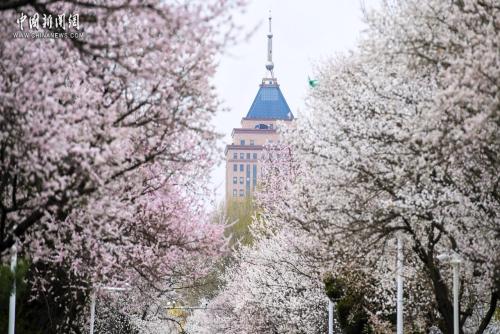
[89,289,96,334]
[89,286,130,334]
[327,297,343,334]
[8,245,17,334]
[437,252,462,334]
[328,298,334,334]
[396,237,404,334]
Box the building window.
[233,177,237,184]
[240,153,244,159]
[255,124,269,129]
[240,164,244,172]
[250,140,255,145]
[232,189,237,197]
[253,164,257,186]
[240,139,245,145]
[246,153,250,159]
[246,164,251,193]
[239,189,244,197]
[268,140,273,144]
[233,164,237,172]
[233,152,237,159]
[253,153,257,160]
[239,177,243,184]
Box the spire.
[265,10,274,78]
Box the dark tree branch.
[475,291,499,334]
[0,0,33,10]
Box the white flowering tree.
[185,224,327,334]
[252,0,499,333]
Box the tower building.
[225,13,294,202]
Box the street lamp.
[437,252,463,334]
[327,297,343,334]
[89,285,131,334]
[396,237,404,334]
[8,245,17,334]
[328,297,334,334]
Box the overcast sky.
[208,0,380,204]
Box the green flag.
[308,76,318,88]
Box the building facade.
[225,14,294,202]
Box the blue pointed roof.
[245,80,293,120]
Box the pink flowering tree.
[0,0,242,330]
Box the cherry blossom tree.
[185,224,327,334]
[0,0,243,330]
[184,145,334,333]
[250,0,498,333]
